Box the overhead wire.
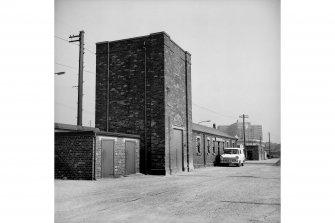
[55,102,95,115]
[55,22,244,125]
[55,62,95,74]
[192,102,237,120]
[55,19,97,48]
[55,35,96,55]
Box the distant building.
[218,121,266,160]
[218,121,263,141]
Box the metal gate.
[102,140,114,177]
[125,141,136,175]
[171,129,183,173]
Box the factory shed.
[192,123,238,169]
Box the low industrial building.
[192,123,238,168]
[55,123,140,180]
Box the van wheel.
[237,161,241,167]
[241,162,244,166]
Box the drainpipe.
[185,51,189,172]
[143,41,148,174]
[92,134,96,180]
[106,42,110,132]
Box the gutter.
[106,42,110,132]
[143,40,148,174]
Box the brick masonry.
[94,136,140,178]
[164,35,193,174]
[55,132,94,180]
[95,32,193,175]
[55,131,140,180]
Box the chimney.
[213,123,216,129]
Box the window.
[207,138,210,153]
[196,137,201,154]
[226,141,229,148]
[224,149,239,154]
[213,138,215,154]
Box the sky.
[55,0,280,143]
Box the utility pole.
[69,30,84,126]
[268,132,271,158]
[260,135,263,159]
[239,114,249,153]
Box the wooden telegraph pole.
[239,114,249,150]
[268,132,271,158]
[69,31,84,126]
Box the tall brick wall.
[55,132,94,180]
[96,33,165,174]
[164,35,193,174]
[96,32,192,175]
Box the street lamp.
[54,72,66,75]
[198,120,211,124]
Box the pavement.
[244,158,280,165]
[55,162,280,223]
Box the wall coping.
[55,123,140,139]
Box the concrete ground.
[55,160,280,223]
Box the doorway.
[102,140,115,177]
[171,128,183,173]
[125,141,136,175]
[247,150,253,160]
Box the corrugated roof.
[192,123,237,139]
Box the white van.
[221,147,245,167]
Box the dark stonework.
[55,132,94,180]
[55,131,140,180]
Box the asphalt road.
[55,159,280,223]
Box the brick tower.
[95,32,193,175]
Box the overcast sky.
[55,0,280,143]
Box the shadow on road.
[219,200,280,206]
[227,175,280,180]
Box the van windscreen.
[223,149,238,154]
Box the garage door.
[125,141,136,175]
[171,129,183,173]
[102,140,114,177]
